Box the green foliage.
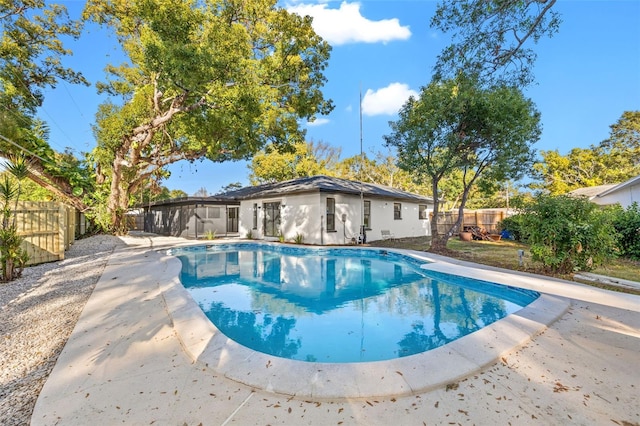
[246,229,254,240]
[0,157,30,281]
[531,111,640,194]
[217,182,243,194]
[611,203,640,260]
[0,1,87,115]
[84,0,333,232]
[293,233,304,244]
[431,0,561,88]
[498,214,526,242]
[168,189,188,199]
[384,74,540,251]
[249,140,340,184]
[519,194,618,274]
[0,225,29,281]
[203,229,216,240]
[333,151,430,197]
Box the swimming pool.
[172,243,539,363]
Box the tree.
[0,1,86,115]
[168,189,188,199]
[0,2,91,211]
[248,140,340,184]
[217,182,243,194]
[385,75,540,253]
[434,170,521,210]
[84,0,333,233]
[531,111,640,194]
[431,0,561,87]
[602,111,640,171]
[333,151,429,197]
[193,187,209,197]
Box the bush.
[498,214,526,241]
[519,194,618,274]
[611,202,640,260]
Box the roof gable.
[596,174,640,198]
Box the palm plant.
[0,155,30,281]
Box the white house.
[593,175,640,208]
[219,175,435,245]
[569,175,640,209]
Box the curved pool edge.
[159,248,570,400]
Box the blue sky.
[38,1,640,196]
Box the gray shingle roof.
[568,184,618,199]
[216,175,433,203]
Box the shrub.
[203,229,216,240]
[498,214,526,241]
[611,202,640,260]
[519,194,618,274]
[294,233,304,244]
[0,156,30,281]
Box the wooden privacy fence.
[430,209,510,235]
[13,201,77,266]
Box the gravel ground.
[0,235,124,426]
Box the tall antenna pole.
[359,84,364,243]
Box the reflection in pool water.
[173,244,539,363]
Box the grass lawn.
[369,236,640,296]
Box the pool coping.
[161,242,570,399]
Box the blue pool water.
[172,243,539,363]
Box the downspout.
[321,214,324,245]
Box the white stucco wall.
[366,199,431,242]
[239,192,432,245]
[238,193,323,243]
[595,183,640,208]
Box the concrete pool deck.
[32,235,640,425]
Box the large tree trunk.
[428,178,449,253]
[107,153,131,235]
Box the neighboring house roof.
[217,175,434,203]
[568,184,618,200]
[567,174,640,201]
[596,174,640,199]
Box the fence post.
[58,203,66,260]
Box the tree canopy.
[0,1,93,211]
[532,111,640,194]
[431,0,561,87]
[248,140,340,184]
[385,74,540,252]
[83,0,333,232]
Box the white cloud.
[286,2,411,45]
[361,83,418,116]
[306,117,330,127]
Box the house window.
[263,202,281,237]
[226,207,238,233]
[419,204,428,220]
[326,197,335,231]
[394,202,402,220]
[252,203,258,229]
[363,200,371,229]
[207,206,221,219]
